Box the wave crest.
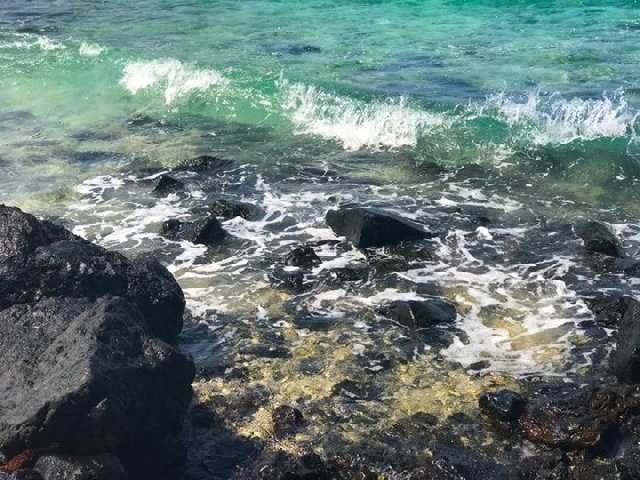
[481,90,638,145]
[279,80,447,150]
[120,59,228,105]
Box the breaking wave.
[120,59,228,105]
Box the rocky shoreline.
[1,154,640,479]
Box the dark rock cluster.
[0,205,194,480]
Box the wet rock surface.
[380,299,457,329]
[326,207,434,248]
[34,454,128,480]
[208,199,256,221]
[152,174,185,195]
[611,298,640,383]
[575,220,625,258]
[0,206,194,480]
[0,207,184,343]
[160,216,226,246]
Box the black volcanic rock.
[208,199,255,221]
[0,296,194,478]
[585,294,634,328]
[34,453,128,480]
[0,206,184,343]
[152,175,184,195]
[159,217,226,246]
[611,298,640,383]
[326,207,433,248]
[284,246,320,269]
[479,390,525,422]
[575,221,625,258]
[380,300,457,329]
[272,406,304,435]
[173,155,233,173]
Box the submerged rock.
[611,298,640,383]
[173,155,233,172]
[208,199,256,221]
[284,246,321,269]
[159,216,226,246]
[0,296,194,478]
[272,406,304,435]
[152,175,184,195]
[380,299,457,329]
[479,390,525,422]
[574,221,625,258]
[326,207,433,248]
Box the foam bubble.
[120,59,228,104]
[279,80,447,150]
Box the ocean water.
[2,0,640,474]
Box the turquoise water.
[2,1,640,474]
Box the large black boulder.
[326,207,433,248]
[0,206,185,343]
[0,205,76,263]
[0,296,194,478]
[611,298,640,383]
[574,221,625,258]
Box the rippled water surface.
[1,0,640,476]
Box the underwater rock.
[331,379,379,401]
[574,221,625,258]
[173,155,233,172]
[272,406,304,435]
[453,163,487,180]
[284,246,321,269]
[380,299,457,329]
[208,199,256,221]
[152,175,184,195]
[237,344,290,359]
[368,254,409,275]
[236,450,333,480]
[269,267,311,293]
[0,296,195,478]
[479,390,526,422]
[328,264,370,283]
[159,216,226,246]
[0,206,184,343]
[611,298,640,383]
[34,454,128,480]
[326,207,433,248]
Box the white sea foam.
[481,90,638,144]
[79,42,104,57]
[280,80,447,150]
[120,59,228,104]
[0,33,66,51]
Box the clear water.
[2,0,640,473]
